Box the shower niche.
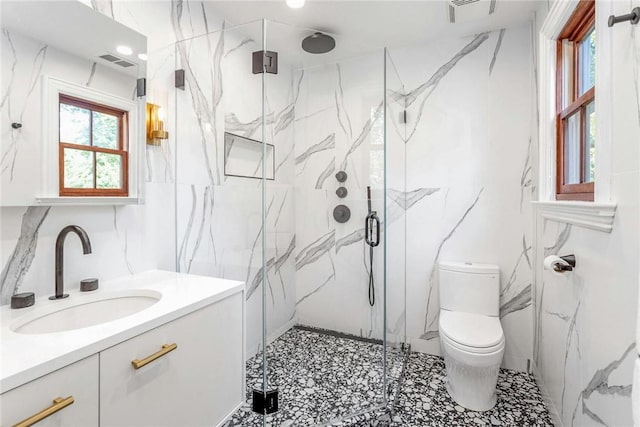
[223,132,275,180]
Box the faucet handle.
[80,278,99,292]
[11,292,35,309]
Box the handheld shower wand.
[365,186,380,306]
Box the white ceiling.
[206,0,540,68]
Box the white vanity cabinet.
[0,355,99,427]
[0,272,245,427]
[99,292,244,427]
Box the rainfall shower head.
[302,32,336,54]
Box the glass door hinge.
[252,389,279,415]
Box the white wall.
[0,2,175,305]
[10,6,634,412]
[172,18,297,356]
[293,24,536,372]
[0,1,221,305]
[0,0,300,358]
[532,1,640,426]
[293,53,387,340]
[0,30,138,205]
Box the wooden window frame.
[555,0,595,201]
[59,94,129,197]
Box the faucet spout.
[51,225,92,300]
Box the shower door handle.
[365,212,380,247]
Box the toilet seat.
[439,310,504,354]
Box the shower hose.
[368,244,375,306]
[365,187,379,307]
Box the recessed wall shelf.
[532,201,617,233]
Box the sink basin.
[11,290,162,334]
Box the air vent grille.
[115,60,134,68]
[99,53,135,68]
[99,54,120,62]
[448,0,496,24]
[450,0,480,6]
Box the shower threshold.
[223,325,410,426]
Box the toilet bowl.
[437,262,504,411]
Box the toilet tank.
[438,262,500,316]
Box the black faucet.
[50,225,92,300]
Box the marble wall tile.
[0,206,50,304]
[394,26,533,370]
[532,1,640,424]
[170,9,298,356]
[0,28,137,205]
[0,0,297,362]
[291,24,536,373]
[7,9,637,422]
[0,1,181,303]
[292,52,387,340]
[0,203,173,301]
[534,209,639,426]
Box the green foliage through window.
[59,97,126,193]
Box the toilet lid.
[439,311,504,349]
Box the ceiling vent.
[99,54,120,62]
[99,53,135,68]
[451,0,480,6]
[448,0,497,23]
[114,60,135,68]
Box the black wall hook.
[608,7,640,27]
[11,122,22,129]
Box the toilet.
[438,261,505,411]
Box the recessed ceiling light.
[286,0,305,9]
[138,53,147,61]
[116,45,133,56]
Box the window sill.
[35,196,141,206]
[531,200,616,233]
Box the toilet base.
[441,342,501,412]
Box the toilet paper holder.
[554,254,576,272]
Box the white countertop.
[0,270,244,394]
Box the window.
[59,95,129,196]
[40,76,139,203]
[556,0,595,201]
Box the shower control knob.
[333,205,351,223]
[335,171,347,183]
[336,187,348,198]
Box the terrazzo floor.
[381,353,553,427]
[223,327,553,426]
[224,327,407,426]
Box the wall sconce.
[146,103,169,145]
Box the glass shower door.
[171,17,409,426]
[171,20,270,426]
[260,20,395,425]
[384,47,408,410]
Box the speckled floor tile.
[223,327,406,427]
[223,329,552,427]
[383,352,553,427]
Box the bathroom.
[0,0,639,425]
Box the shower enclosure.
[166,18,407,425]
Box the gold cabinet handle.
[131,343,177,369]
[13,396,74,427]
